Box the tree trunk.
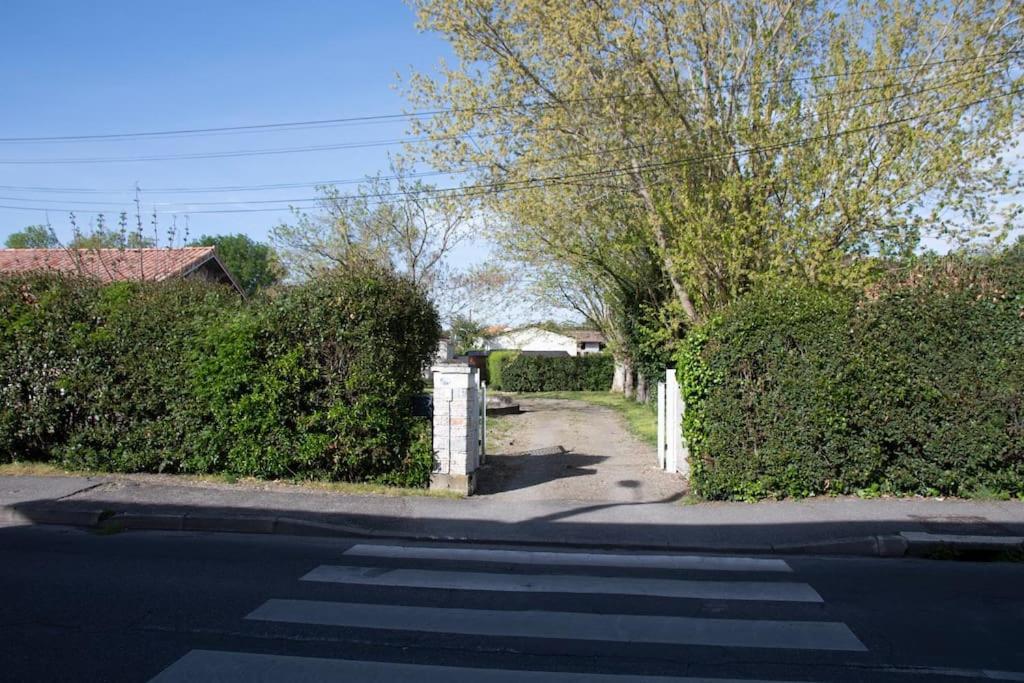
[623,364,636,400]
[635,371,648,404]
[629,159,700,324]
[612,357,629,394]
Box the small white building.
[483,326,606,357]
[568,330,607,355]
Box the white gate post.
[656,381,666,470]
[480,380,487,464]
[430,363,481,494]
[665,369,679,474]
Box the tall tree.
[272,160,471,289]
[272,159,516,323]
[188,233,283,296]
[406,0,1024,327]
[4,225,59,248]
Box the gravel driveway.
[476,397,684,502]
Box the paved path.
[476,397,684,502]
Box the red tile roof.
[0,247,221,284]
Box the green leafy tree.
[4,225,59,248]
[449,314,486,355]
[188,233,283,296]
[407,0,1023,328]
[70,232,155,249]
[271,159,518,323]
[271,160,471,290]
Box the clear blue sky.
[0,1,455,245]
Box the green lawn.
[504,391,658,446]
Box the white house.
[483,326,606,357]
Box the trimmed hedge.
[499,353,614,392]
[0,267,440,485]
[485,350,519,390]
[678,253,1024,500]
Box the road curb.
[899,531,1024,558]
[4,503,1023,560]
[769,534,908,557]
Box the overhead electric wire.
[0,168,467,194]
[0,61,1011,195]
[0,66,1011,207]
[0,49,1016,145]
[2,86,1017,217]
[0,136,450,165]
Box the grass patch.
[0,461,94,477]
[504,390,658,446]
[485,414,515,451]
[278,478,463,499]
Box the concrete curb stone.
[899,531,1024,557]
[184,514,276,534]
[4,502,1023,560]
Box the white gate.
[478,379,487,463]
[656,368,689,476]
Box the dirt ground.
[475,397,684,502]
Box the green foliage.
[4,225,58,248]
[69,230,154,249]
[371,418,435,488]
[485,350,519,390]
[189,233,283,296]
[409,0,1023,398]
[0,267,441,484]
[678,252,1024,500]
[499,354,614,392]
[449,315,485,355]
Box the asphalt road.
[1,525,1022,682]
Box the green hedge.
[0,267,440,485]
[678,253,1024,500]
[499,353,614,392]
[485,350,519,390]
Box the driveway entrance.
[475,397,683,502]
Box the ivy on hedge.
[0,266,440,486]
[677,252,1024,500]
[497,353,614,392]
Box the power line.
[0,62,1008,179]
[0,168,463,195]
[0,136,449,165]
[2,87,1017,217]
[0,50,1016,145]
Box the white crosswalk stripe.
[247,598,866,650]
[150,544,868,682]
[149,650,802,683]
[341,543,794,572]
[302,564,822,602]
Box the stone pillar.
[430,363,481,494]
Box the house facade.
[484,326,606,357]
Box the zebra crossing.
[149,543,868,682]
